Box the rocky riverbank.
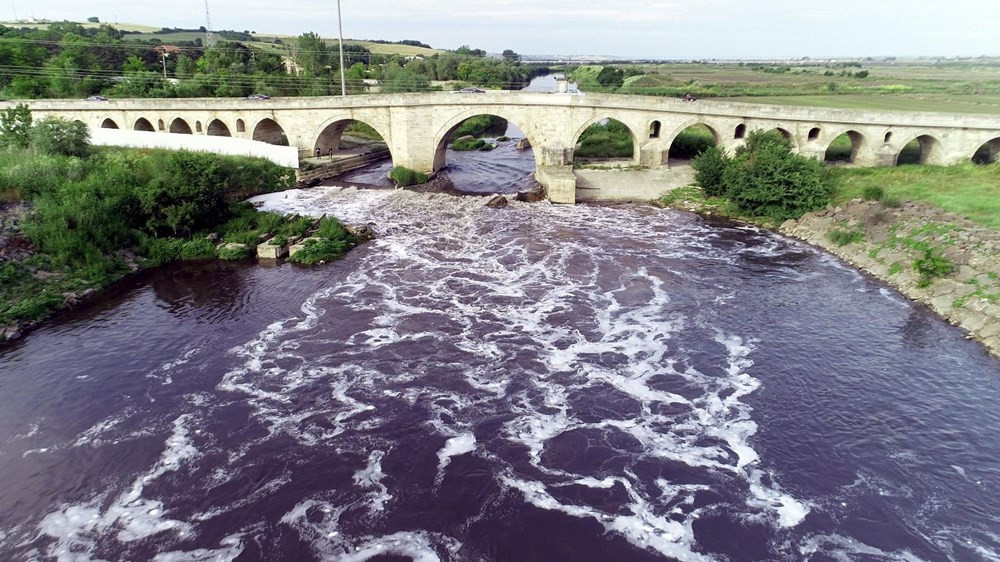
[780,199,1000,357]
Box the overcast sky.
[9,0,998,58]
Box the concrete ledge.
[574,168,695,202]
[89,129,300,168]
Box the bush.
[913,248,954,287]
[31,117,90,157]
[668,128,716,159]
[181,238,216,260]
[452,138,486,151]
[288,238,351,265]
[497,136,510,142]
[217,244,251,261]
[0,103,33,149]
[862,185,885,201]
[138,236,185,266]
[575,120,634,159]
[692,146,729,197]
[452,115,506,138]
[389,166,428,186]
[724,131,833,221]
[828,228,864,246]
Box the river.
[2,118,1000,561]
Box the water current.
[1,180,999,561]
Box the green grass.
[717,94,1000,115]
[832,164,1000,228]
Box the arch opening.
[896,134,941,166]
[972,137,1000,165]
[169,118,193,134]
[134,118,155,132]
[667,123,719,164]
[808,127,821,141]
[649,120,661,139]
[100,118,119,130]
[236,119,246,133]
[432,114,537,192]
[207,119,232,137]
[572,118,637,167]
[195,121,203,133]
[157,119,165,131]
[824,130,865,164]
[884,131,893,143]
[314,119,387,159]
[252,118,288,145]
[734,124,747,139]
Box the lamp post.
[337,0,346,96]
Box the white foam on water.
[799,533,929,562]
[279,498,462,561]
[151,534,244,561]
[38,415,201,560]
[435,434,477,484]
[354,450,392,514]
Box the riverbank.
[0,138,366,344]
[659,169,1000,358]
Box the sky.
[7,0,999,59]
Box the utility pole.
[161,50,169,81]
[337,0,347,96]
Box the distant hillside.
[0,20,441,57]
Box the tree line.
[0,22,545,99]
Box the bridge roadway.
[10,92,1000,204]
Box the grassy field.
[1,20,158,32]
[832,164,1000,228]
[716,94,1000,115]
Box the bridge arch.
[734,124,747,139]
[571,115,639,165]
[431,109,539,172]
[100,118,119,129]
[252,118,288,145]
[312,116,391,160]
[972,137,1000,164]
[169,118,193,134]
[665,120,720,164]
[896,134,941,165]
[134,117,155,132]
[823,129,867,164]
[207,119,232,137]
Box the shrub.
[138,236,185,266]
[828,228,864,246]
[668,128,716,159]
[451,115,506,138]
[575,120,634,159]
[31,117,90,157]
[913,248,954,288]
[217,244,251,261]
[389,166,428,186]
[724,133,833,221]
[862,185,885,201]
[478,144,495,152]
[452,138,486,151]
[181,238,216,260]
[288,238,351,265]
[497,136,511,142]
[0,103,33,149]
[692,146,729,197]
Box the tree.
[0,103,33,149]
[502,49,520,63]
[293,32,330,75]
[31,117,91,157]
[87,16,100,23]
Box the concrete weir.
[10,92,999,204]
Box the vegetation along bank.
[0,105,365,342]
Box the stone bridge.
[11,92,1000,204]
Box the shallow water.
[1,185,998,561]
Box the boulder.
[485,195,508,208]
[515,189,546,203]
